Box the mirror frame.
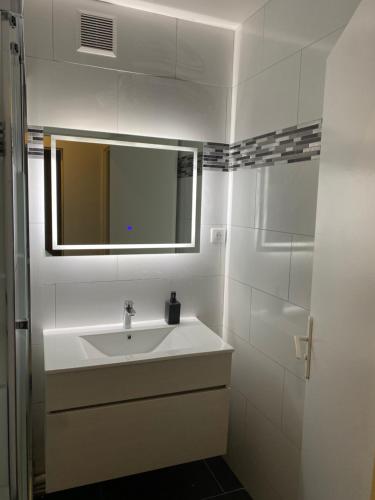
[49,134,199,252]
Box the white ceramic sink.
[81,326,181,357]
[43,317,233,373]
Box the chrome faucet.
[123,300,136,329]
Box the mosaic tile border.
[27,129,202,178]
[203,119,322,171]
[28,120,322,170]
[203,142,230,171]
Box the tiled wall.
[25,0,363,494]
[24,0,233,143]
[224,1,361,500]
[25,0,232,480]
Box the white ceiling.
[102,0,268,29]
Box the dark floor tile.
[204,457,242,493]
[101,460,221,500]
[204,489,252,500]
[46,482,104,499]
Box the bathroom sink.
[44,318,233,492]
[43,317,233,372]
[81,326,182,357]
[43,317,233,412]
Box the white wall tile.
[187,225,225,277]
[201,170,229,226]
[234,9,264,85]
[228,226,252,284]
[225,389,248,480]
[56,279,171,328]
[263,0,361,68]
[229,227,291,300]
[117,225,223,281]
[26,58,118,133]
[117,253,182,281]
[231,334,284,426]
[235,446,283,500]
[225,278,251,342]
[56,276,222,330]
[250,289,308,378]
[118,72,228,142]
[191,276,224,330]
[235,53,300,141]
[30,284,55,345]
[30,224,118,286]
[24,0,53,59]
[53,0,177,77]
[245,403,301,500]
[231,168,257,228]
[298,29,343,124]
[282,371,306,448]
[28,158,45,225]
[289,235,314,310]
[176,20,233,86]
[255,161,319,236]
[0,386,8,487]
[225,90,232,143]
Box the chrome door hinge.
[10,42,19,55]
[293,315,313,380]
[9,14,17,28]
[1,12,17,27]
[15,320,29,330]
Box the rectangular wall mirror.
[44,130,202,255]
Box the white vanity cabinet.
[43,319,233,493]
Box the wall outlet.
[210,228,227,245]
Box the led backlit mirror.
[44,131,202,255]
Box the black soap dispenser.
[165,291,181,325]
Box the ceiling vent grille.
[78,11,117,57]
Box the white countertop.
[43,317,234,374]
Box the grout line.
[202,487,247,500]
[241,0,271,31]
[248,287,252,344]
[230,328,306,382]
[235,23,347,89]
[203,459,225,493]
[26,55,227,89]
[287,234,294,301]
[229,223,315,239]
[227,275,310,311]
[245,397,301,453]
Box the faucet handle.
[124,300,135,312]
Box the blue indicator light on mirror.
[127,226,133,231]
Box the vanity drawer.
[46,352,232,411]
[46,387,230,493]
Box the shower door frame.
[1,8,32,500]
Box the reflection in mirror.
[43,132,202,255]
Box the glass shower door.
[0,9,31,500]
